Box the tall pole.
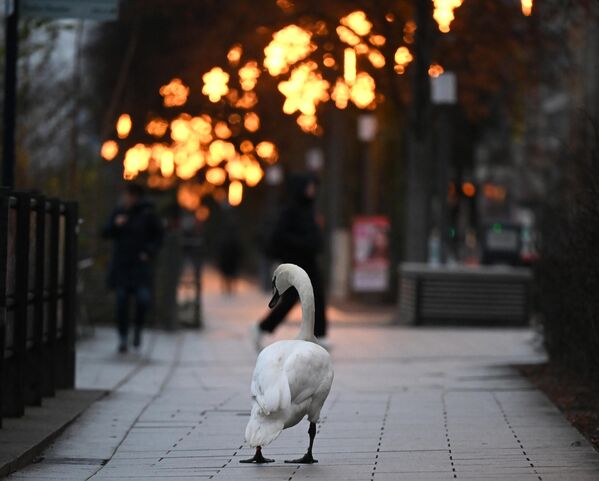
[436,106,451,263]
[404,0,433,262]
[69,20,84,198]
[2,0,19,188]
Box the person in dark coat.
[216,216,243,295]
[102,183,164,353]
[252,173,329,350]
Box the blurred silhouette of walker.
[252,173,329,351]
[102,183,164,353]
[216,214,243,295]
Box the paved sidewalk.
[7,274,599,480]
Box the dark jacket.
[267,174,323,268]
[217,224,243,277]
[102,200,164,289]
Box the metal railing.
[0,189,78,427]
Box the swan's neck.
[294,276,317,342]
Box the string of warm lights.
[521,0,533,16]
[432,0,464,33]
[102,4,532,215]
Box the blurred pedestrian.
[102,183,164,353]
[252,173,329,351]
[216,215,243,295]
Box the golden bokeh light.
[368,49,386,69]
[170,114,192,143]
[159,150,175,177]
[146,118,169,137]
[190,116,213,143]
[239,61,261,91]
[159,78,189,107]
[116,113,132,139]
[243,157,264,186]
[395,46,414,66]
[235,91,258,109]
[101,140,119,161]
[403,21,416,44]
[206,167,227,185]
[344,48,356,85]
[350,72,376,109]
[123,143,151,179]
[264,24,315,76]
[355,43,369,55]
[336,25,360,46]
[296,113,319,134]
[214,121,232,139]
[433,0,463,33]
[332,78,350,109]
[209,140,236,165]
[323,53,336,68]
[240,139,254,153]
[394,46,414,74]
[226,158,245,180]
[255,141,278,162]
[244,112,260,132]
[521,0,533,16]
[202,67,230,102]
[428,63,445,78]
[340,10,372,36]
[228,180,243,206]
[369,34,386,47]
[227,44,243,66]
[278,62,330,116]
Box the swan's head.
[268,263,309,308]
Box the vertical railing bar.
[62,202,78,389]
[30,194,45,405]
[46,199,60,396]
[0,188,10,427]
[11,192,30,416]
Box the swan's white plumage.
[245,340,333,447]
[244,264,334,449]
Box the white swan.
[240,263,334,464]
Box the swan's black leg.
[285,422,318,464]
[239,446,275,463]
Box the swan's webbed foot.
[284,422,319,464]
[284,452,318,464]
[239,447,275,464]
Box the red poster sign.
[351,216,390,292]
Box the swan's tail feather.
[255,371,291,416]
[245,410,284,447]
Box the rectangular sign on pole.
[351,216,391,292]
[21,0,119,21]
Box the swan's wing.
[285,344,332,404]
[251,353,291,416]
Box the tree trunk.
[404,0,433,262]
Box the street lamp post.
[357,114,377,214]
[431,71,457,263]
[404,0,433,262]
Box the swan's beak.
[268,289,280,308]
